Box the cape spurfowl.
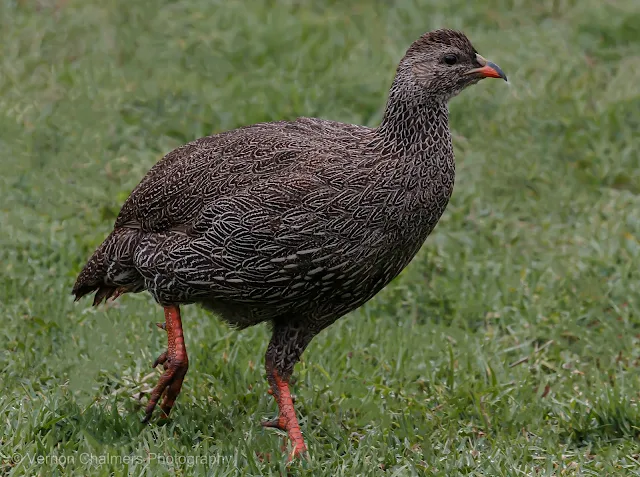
[73,29,507,459]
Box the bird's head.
[396,29,507,103]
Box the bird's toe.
[261,416,287,430]
[151,350,168,369]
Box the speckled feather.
[73,29,487,377]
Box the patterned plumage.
[72,29,506,459]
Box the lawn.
[1,0,640,475]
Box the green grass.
[2,0,640,475]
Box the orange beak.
[465,54,508,81]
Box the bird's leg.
[262,323,314,460]
[142,305,189,423]
[263,361,306,459]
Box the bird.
[72,28,507,460]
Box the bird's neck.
[369,77,456,228]
[374,79,451,157]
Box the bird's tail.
[72,228,144,306]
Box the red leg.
[262,360,308,460]
[142,305,189,423]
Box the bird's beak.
[464,53,508,81]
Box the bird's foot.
[261,415,287,431]
[151,350,169,370]
[264,370,308,461]
[142,305,189,423]
[262,387,287,433]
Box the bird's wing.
[115,122,300,232]
[137,172,393,312]
[114,119,371,233]
[112,118,390,309]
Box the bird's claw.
[152,350,168,369]
[143,355,188,423]
[261,417,286,430]
[141,408,154,424]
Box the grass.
[1,0,640,475]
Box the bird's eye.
[443,54,457,65]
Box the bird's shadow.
[41,385,275,453]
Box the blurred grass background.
[1,0,640,475]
